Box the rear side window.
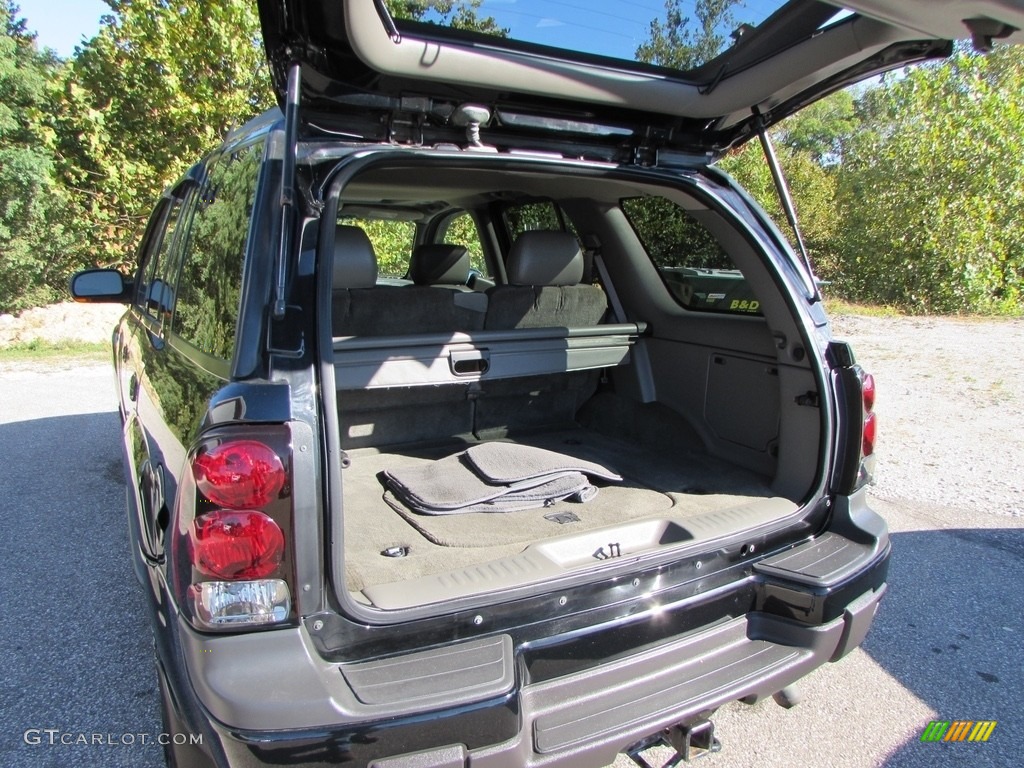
[503,201,564,237]
[173,141,263,360]
[622,196,762,315]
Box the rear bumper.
[172,494,889,767]
[525,583,886,760]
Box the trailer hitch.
[625,720,722,766]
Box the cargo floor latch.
[625,720,722,766]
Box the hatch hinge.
[632,145,657,167]
[631,126,671,166]
[273,59,301,320]
[386,96,437,145]
[387,112,424,146]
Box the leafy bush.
[832,48,1024,314]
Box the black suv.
[70,1,1023,766]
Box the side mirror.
[70,268,132,304]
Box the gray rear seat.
[484,230,608,329]
[331,226,485,336]
[408,243,471,287]
[408,243,488,315]
[334,229,620,448]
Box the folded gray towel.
[382,443,619,516]
[384,473,595,516]
[464,442,622,485]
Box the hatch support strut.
[372,0,402,43]
[273,60,301,319]
[756,114,821,303]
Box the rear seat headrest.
[333,225,378,289]
[409,244,471,286]
[507,230,584,286]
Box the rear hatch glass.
[393,0,799,70]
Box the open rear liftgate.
[616,113,820,768]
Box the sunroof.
[388,0,796,68]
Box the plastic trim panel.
[341,634,513,707]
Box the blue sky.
[475,0,667,60]
[13,1,664,60]
[14,0,663,61]
[438,1,789,61]
[16,0,109,58]
[14,1,789,63]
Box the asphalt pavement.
[0,361,163,767]
[0,361,1020,768]
[616,494,1023,768]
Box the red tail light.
[861,371,877,458]
[861,373,876,412]
[190,510,284,579]
[192,440,286,509]
[172,428,294,631]
[862,410,877,457]
[830,340,878,495]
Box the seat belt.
[584,235,657,402]
[583,234,627,324]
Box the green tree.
[634,0,838,278]
[0,1,77,311]
[1,0,510,312]
[51,0,272,272]
[392,1,507,35]
[774,90,859,165]
[636,0,738,69]
[715,90,861,286]
[719,138,840,275]
[49,0,502,278]
[833,47,1024,313]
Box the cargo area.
[323,159,824,610]
[331,333,815,609]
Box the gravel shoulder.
[830,313,1024,519]
[0,302,125,347]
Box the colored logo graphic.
[920,721,997,743]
